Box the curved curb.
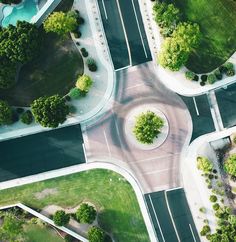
[0,161,158,242]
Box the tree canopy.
[88,226,105,242]
[0,100,12,125]
[44,11,77,36]
[31,95,69,128]
[76,74,93,92]
[224,154,236,177]
[53,210,70,226]
[196,156,213,173]
[76,203,97,224]
[0,21,41,63]
[133,111,164,144]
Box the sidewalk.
[138,0,236,97]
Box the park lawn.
[0,0,83,106]
[166,0,236,73]
[0,169,149,242]
[25,224,64,242]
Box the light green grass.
[166,0,236,73]
[0,169,149,242]
[25,224,64,242]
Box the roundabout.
[124,104,169,150]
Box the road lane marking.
[148,195,166,242]
[164,191,181,242]
[115,64,131,72]
[115,0,132,66]
[131,0,148,58]
[101,0,108,19]
[189,224,197,242]
[103,130,111,157]
[192,97,199,116]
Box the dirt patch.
[34,188,58,200]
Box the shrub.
[226,69,235,77]
[197,156,213,173]
[76,74,93,92]
[193,75,199,82]
[53,210,70,226]
[88,226,105,242]
[209,195,217,203]
[213,203,220,211]
[185,71,195,80]
[86,58,97,72]
[207,184,212,189]
[208,174,214,180]
[200,225,210,236]
[81,48,88,57]
[207,73,217,84]
[224,154,236,177]
[200,81,205,86]
[20,110,33,125]
[214,69,223,80]
[76,203,97,224]
[69,87,84,99]
[0,100,13,125]
[219,65,227,74]
[201,75,208,82]
[133,111,164,144]
[223,62,234,70]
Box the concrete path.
[83,62,192,193]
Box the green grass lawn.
[0,169,149,242]
[0,0,83,106]
[25,224,64,242]
[166,0,236,73]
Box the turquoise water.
[1,0,38,27]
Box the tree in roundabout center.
[44,11,78,37]
[31,94,69,128]
[0,100,13,125]
[76,203,97,224]
[224,154,236,177]
[133,111,164,144]
[88,226,105,242]
[0,21,41,64]
[53,210,70,226]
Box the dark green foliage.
[69,87,86,99]
[81,48,88,57]
[133,111,164,144]
[193,75,199,82]
[53,210,70,226]
[0,100,12,125]
[0,57,17,89]
[88,226,105,242]
[200,225,210,236]
[0,0,21,3]
[201,75,208,82]
[213,203,220,211]
[20,110,33,125]
[209,195,217,203]
[16,107,24,114]
[0,21,41,64]
[64,234,74,242]
[31,95,69,128]
[86,58,97,72]
[76,203,96,224]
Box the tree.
[0,213,24,241]
[172,22,201,52]
[88,226,105,242]
[76,203,97,224]
[44,11,77,37]
[153,2,180,29]
[196,156,213,173]
[0,21,41,63]
[158,38,189,71]
[133,111,164,144]
[76,74,93,92]
[20,110,33,125]
[224,154,236,177]
[0,100,13,125]
[53,210,70,226]
[31,95,69,128]
[0,57,17,89]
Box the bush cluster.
[20,110,33,125]
[81,48,88,57]
[76,203,97,224]
[53,210,70,226]
[86,58,97,72]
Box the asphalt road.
[98,0,152,69]
[216,83,236,128]
[83,62,191,193]
[0,125,85,182]
[145,188,200,242]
